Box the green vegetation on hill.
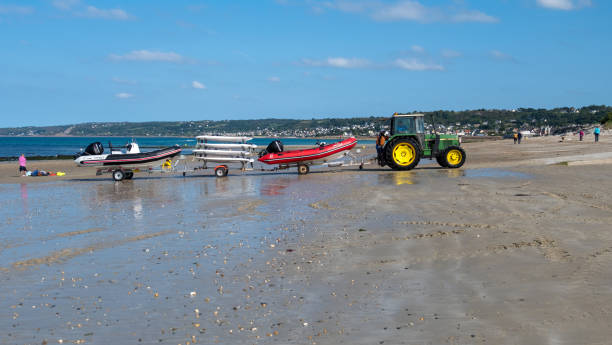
[1,105,609,137]
[601,112,612,129]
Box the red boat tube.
[258,137,357,165]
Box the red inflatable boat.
[258,137,357,166]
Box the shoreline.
[0,134,376,139]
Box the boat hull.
[258,138,357,165]
[75,146,182,167]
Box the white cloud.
[79,6,129,20]
[0,5,34,14]
[192,81,206,89]
[53,0,130,20]
[110,50,185,63]
[268,76,281,82]
[317,0,498,23]
[373,1,434,22]
[451,10,498,23]
[536,0,591,10]
[490,50,518,63]
[52,0,80,10]
[302,56,444,71]
[302,57,370,68]
[411,45,425,54]
[442,49,462,58]
[115,93,134,99]
[394,58,444,71]
[328,57,369,68]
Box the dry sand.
[1,135,612,345]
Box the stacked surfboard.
[193,135,257,169]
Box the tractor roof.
[392,113,424,117]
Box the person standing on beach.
[513,133,518,144]
[376,131,386,165]
[517,131,523,144]
[594,126,600,142]
[19,154,27,176]
[579,129,584,141]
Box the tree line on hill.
[1,105,610,137]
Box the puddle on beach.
[376,171,418,185]
[372,167,527,186]
[464,168,531,179]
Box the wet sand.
[1,136,612,344]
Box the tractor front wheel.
[435,154,449,168]
[385,138,421,171]
[441,146,466,169]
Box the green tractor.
[379,113,466,170]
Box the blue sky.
[0,0,610,127]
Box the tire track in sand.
[0,227,106,253]
[4,230,175,271]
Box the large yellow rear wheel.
[392,143,416,166]
[386,138,421,170]
[441,146,466,168]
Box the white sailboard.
[196,135,253,142]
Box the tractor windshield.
[392,116,424,135]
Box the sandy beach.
[1,135,612,345]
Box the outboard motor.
[259,140,284,157]
[84,142,104,155]
[267,140,283,153]
[74,142,103,159]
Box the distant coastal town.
[2,105,610,138]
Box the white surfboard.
[196,135,253,142]
[198,143,258,149]
[194,156,253,163]
[193,149,252,156]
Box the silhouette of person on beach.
[376,131,388,165]
[579,129,584,141]
[594,126,600,142]
[517,131,523,144]
[19,154,27,176]
[513,133,518,144]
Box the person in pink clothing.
[19,154,27,176]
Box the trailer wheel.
[297,164,310,175]
[125,172,134,180]
[214,166,228,178]
[441,146,466,169]
[112,169,125,181]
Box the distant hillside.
[1,105,609,137]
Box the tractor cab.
[390,113,425,135]
[390,113,425,147]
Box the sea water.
[0,136,374,158]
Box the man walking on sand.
[579,129,584,141]
[19,154,27,176]
[594,126,600,142]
